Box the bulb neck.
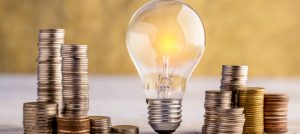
[147,99,182,134]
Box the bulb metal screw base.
[147,99,182,134]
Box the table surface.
[0,75,299,134]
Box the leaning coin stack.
[37,29,64,109]
[220,65,248,106]
[23,102,58,134]
[112,125,139,134]
[216,108,245,134]
[264,93,289,133]
[57,117,90,134]
[202,90,232,134]
[61,44,89,117]
[90,116,112,133]
[238,87,264,133]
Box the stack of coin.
[264,93,289,133]
[220,65,248,106]
[112,125,139,134]
[61,44,89,117]
[216,108,245,134]
[238,87,264,133]
[202,90,232,134]
[90,116,112,133]
[23,102,58,134]
[37,29,64,109]
[57,116,90,134]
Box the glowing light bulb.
[126,0,205,133]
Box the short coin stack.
[58,44,90,133]
[202,90,232,134]
[90,116,112,133]
[61,44,89,117]
[112,125,139,134]
[264,93,289,133]
[220,65,248,106]
[37,29,64,109]
[238,87,264,133]
[57,117,90,134]
[216,108,245,134]
[23,102,58,134]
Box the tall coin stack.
[23,102,58,134]
[264,93,289,133]
[238,87,264,133]
[90,116,112,133]
[58,44,90,133]
[37,29,64,109]
[220,65,248,106]
[216,108,245,134]
[61,44,89,117]
[202,90,232,134]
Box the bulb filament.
[157,56,173,98]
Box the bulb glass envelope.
[127,0,205,99]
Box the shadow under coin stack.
[58,44,90,134]
[238,87,265,133]
[216,108,245,134]
[220,65,248,106]
[112,125,139,134]
[90,116,112,133]
[23,102,58,134]
[37,29,64,110]
[264,93,289,133]
[202,90,231,134]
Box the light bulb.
[126,0,205,133]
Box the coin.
[57,116,90,133]
[215,107,245,134]
[237,87,264,134]
[38,29,64,44]
[220,65,248,106]
[61,44,89,118]
[264,93,289,133]
[112,125,139,134]
[23,102,58,133]
[90,116,112,133]
[37,29,64,114]
[202,90,233,133]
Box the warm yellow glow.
[154,34,182,56]
[159,35,177,54]
[133,32,203,67]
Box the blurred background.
[0,0,300,133]
[0,0,300,76]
